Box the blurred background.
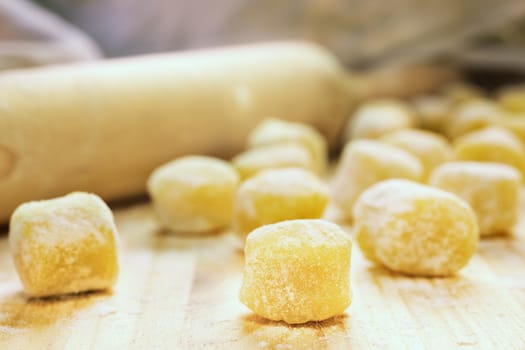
[1,0,525,88]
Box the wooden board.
[1,193,525,350]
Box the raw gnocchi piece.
[234,168,329,239]
[343,99,415,142]
[147,156,240,233]
[9,192,120,297]
[440,82,484,105]
[496,115,525,146]
[331,140,423,219]
[248,118,328,174]
[381,129,453,180]
[429,162,521,236]
[497,85,525,114]
[445,99,501,139]
[240,219,352,324]
[353,179,479,276]
[232,143,315,180]
[412,95,452,133]
[454,126,525,178]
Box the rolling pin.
[0,41,352,223]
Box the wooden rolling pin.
[0,41,352,223]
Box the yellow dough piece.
[454,126,525,178]
[353,179,478,276]
[445,99,501,139]
[234,168,329,239]
[497,85,525,114]
[331,140,423,219]
[381,129,453,180]
[412,95,452,133]
[232,143,315,180]
[440,82,485,105]
[240,219,352,324]
[248,118,328,174]
[147,156,240,233]
[497,115,525,146]
[343,99,415,142]
[9,192,120,297]
[429,162,521,236]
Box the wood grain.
[1,192,525,349]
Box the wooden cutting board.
[1,192,525,350]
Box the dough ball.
[147,156,240,233]
[9,192,120,297]
[232,143,315,180]
[454,126,525,178]
[234,168,329,239]
[240,219,352,324]
[445,99,501,139]
[353,179,479,276]
[497,85,525,114]
[343,99,415,142]
[412,95,452,133]
[380,129,453,180]
[331,140,423,219]
[429,161,521,236]
[248,118,327,174]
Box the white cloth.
[1,0,525,70]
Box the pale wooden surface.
[1,193,525,350]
